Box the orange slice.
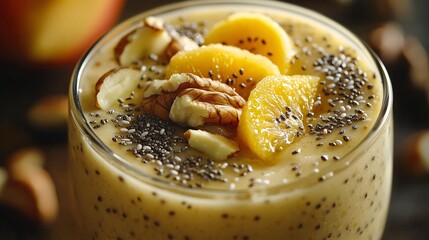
[237,75,320,162]
[204,12,295,73]
[166,44,280,99]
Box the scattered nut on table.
[369,22,405,64]
[374,0,413,20]
[0,168,7,193]
[402,130,429,176]
[27,94,69,131]
[0,147,58,224]
[402,36,429,103]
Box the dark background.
[1,0,428,239]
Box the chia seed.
[292,148,302,155]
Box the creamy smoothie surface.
[69,2,392,240]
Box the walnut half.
[142,73,246,127]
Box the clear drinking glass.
[68,1,393,239]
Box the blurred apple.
[0,0,125,65]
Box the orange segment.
[166,44,280,99]
[237,75,320,162]
[204,12,295,74]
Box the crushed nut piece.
[184,129,240,161]
[164,35,199,59]
[114,17,172,65]
[114,16,198,65]
[144,16,165,31]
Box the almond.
[184,129,240,161]
[27,94,68,130]
[1,147,58,224]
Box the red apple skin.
[51,0,126,65]
[0,0,125,66]
[0,0,34,58]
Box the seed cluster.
[283,31,378,179]
[90,110,253,188]
[309,51,373,140]
[224,36,272,57]
[114,113,182,160]
[275,105,305,136]
[169,19,206,46]
[207,67,253,89]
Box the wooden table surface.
[1,0,428,239]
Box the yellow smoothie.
[68,1,393,239]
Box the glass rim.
[69,0,393,198]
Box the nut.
[95,67,143,110]
[114,16,198,65]
[142,73,246,126]
[402,130,429,176]
[374,0,413,20]
[198,125,237,139]
[164,35,199,60]
[184,129,240,161]
[402,36,429,101]
[27,94,68,130]
[369,22,405,64]
[1,147,58,224]
[144,16,165,31]
[114,17,172,65]
[0,168,7,193]
[170,88,244,127]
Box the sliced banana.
[95,67,142,110]
[184,129,240,161]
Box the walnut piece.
[142,73,246,127]
[170,88,244,126]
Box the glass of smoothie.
[68,0,393,239]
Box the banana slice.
[184,129,240,161]
[95,67,142,110]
